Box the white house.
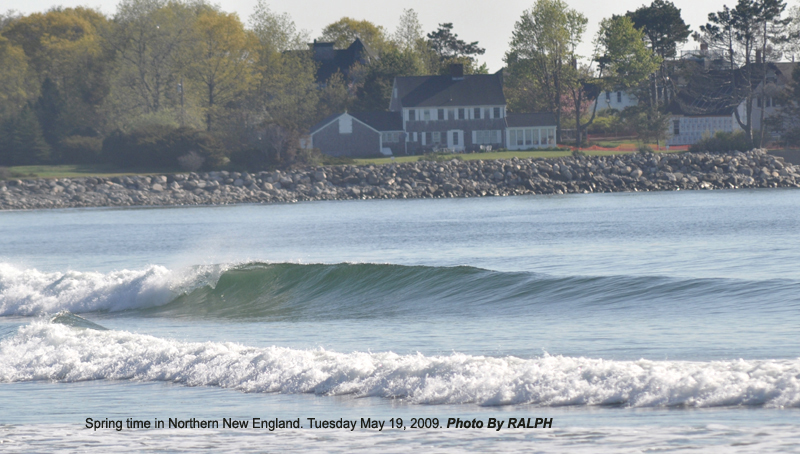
[594,90,638,112]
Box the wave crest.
[1,262,798,318]
[2,322,800,408]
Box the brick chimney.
[756,49,762,64]
[450,63,464,80]
[700,43,708,53]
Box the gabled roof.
[666,68,747,117]
[506,112,557,127]
[309,111,402,134]
[769,62,799,85]
[314,38,377,83]
[394,73,505,108]
[309,112,343,134]
[351,111,403,131]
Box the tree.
[626,0,691,61]
[784,5,800,59]
[564,63,601,145]
[426,23,485,73]
[187,11,258,131]
[317,71,353,119]
[0,105,50,165]
[2,7,111,148]
[571,16,660,147]
[319,17,388,52]
[391,8,432,73]
[106,0,207,120]
[248,0,308,53]
[393,8,424,52]
[625,0,691,107]
[754,0,793,145]
[767,65,800,145]
[258,51,319,131]
[0,10,22,31]
[699,0,792,145]
[353,47,423,111]
[505,0,587,142]
[0,35,35,120]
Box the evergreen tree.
[0,105,50,165]
[35,77,66,148]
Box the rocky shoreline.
[1,149,798,211]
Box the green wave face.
[2,261,799,319]
[151,262,522,319]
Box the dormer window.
[408,109,416,121]
[473,107,481,119]
[493,107,501,118]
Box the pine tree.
[0,105,51,165]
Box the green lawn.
[2,164,179,179]
[352,148,678,166]
[2,145,681,179]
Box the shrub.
[321,155,355,165]
[572,149,586,157]
[103,125,226,169]
[689,131,752,153]
[177,151,205,171]
[418,152,463,162]
[58,135,103,164]
[638,144,654,154]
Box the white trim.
[310,112,382,136]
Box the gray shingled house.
[308,111,404,157]
[308,64,557,157]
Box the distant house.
[667,103,743,146]
[307,64,557,157]
[308,39,377,85]
[390,65,510,153]
[594,90,639,112]
[308,111,403,157]
[665,65,750,146]
[750,62,798,138]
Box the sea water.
[1,189,800,452]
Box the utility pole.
[178,77,185,127]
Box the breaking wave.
[1,262,798,318]
[1,321,799,408]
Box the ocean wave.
[0,262,209,316]
[1,262,798,318]
[2,321,800,408]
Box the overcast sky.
[8,0,798,71]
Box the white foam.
[2,322,800,408]
[0,263,208,315]
[2,423,796,453]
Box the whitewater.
[2,190,800,452]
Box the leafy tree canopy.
[625,0,691,60]
[319,17,388,53]
[426,23,485,62]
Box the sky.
[8,0,800,71]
